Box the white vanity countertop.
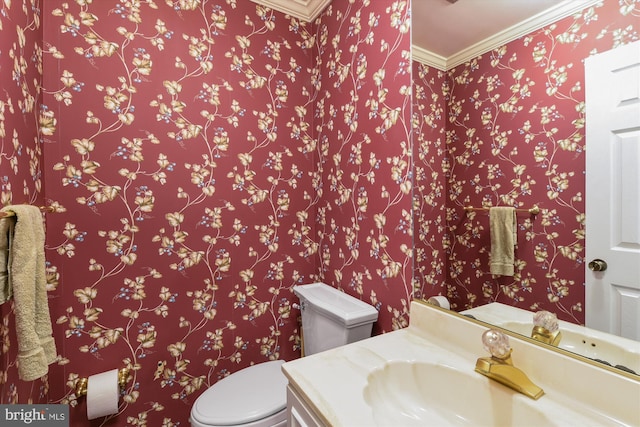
[281,301,640,427]
[282,327,450,426]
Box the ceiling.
[251,0,599,70]
[412,0,599,69]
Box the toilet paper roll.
[87,369,119,420]
[427,296,450,310]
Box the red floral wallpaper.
[0,0,637,425]
[314,1,413,332]
[412,62,447,301]
[0,0,49,405]
[413,0,639,323]
[2,0,411,425]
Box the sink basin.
[283,301,639,427]
[363,361,555,426]
[498,321,640,374]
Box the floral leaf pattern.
[41,2,324,424]
[0,0,49,406]
[413,0,639,322]
[412,63,447,302]
[0,0,637,425]
[2,0,412,425]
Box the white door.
[585,40,640,340]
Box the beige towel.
[0,205,57,381]
[0,217,15,304]
[489,207,517,276]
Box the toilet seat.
[190,360,288,426]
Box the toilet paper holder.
[75,368,131,397]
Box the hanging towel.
[0,205,57,381]
[0,216,15,304]
[489,207,517,277]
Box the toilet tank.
[293,283,379,356]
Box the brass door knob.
[588,259,607,272]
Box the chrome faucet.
[531,310,562,346]
[475,329,544,400]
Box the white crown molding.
[411,45,447,71]
[413,0,600,70]
[250,0,332,22]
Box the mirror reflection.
[461,303,639,376]
[410,0,640,376]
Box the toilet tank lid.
[293,283,379,327]
[191,360,287,426]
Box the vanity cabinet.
[286,384,325,427]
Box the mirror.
[460,302,639,377]
[424,300,640,381]
[410,0,639,377]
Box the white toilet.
[189,282,379,427]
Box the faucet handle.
[482,329,512,360]
[476,328,545,400]
[533,310,559,332]
[532,310,562,346]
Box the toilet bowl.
[189,282,378,427]
[190,360,287,427]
